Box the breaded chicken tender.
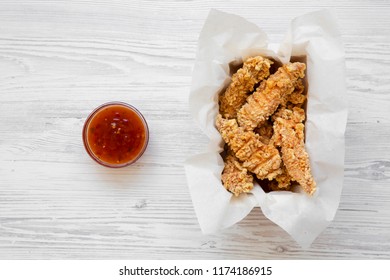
[216,114,281,180]
[267,107,306,191]
[273,108,316,195]
[219,56,272,119]
[221,151,254,196]
[237,62,306,130]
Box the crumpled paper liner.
[184,9,347,248]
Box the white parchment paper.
[184,9,347,247]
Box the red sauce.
[85,104,148,166]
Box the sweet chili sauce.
[83,102,148,167]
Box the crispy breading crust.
[272,106,305,125]
[273,109,316,195]
[254,120,274,145]
[216,114,282,180]
[237,62,306,130]
[270,164,293,191]
[219,56,272,119]
[282,79,306,107]
[221,151,254,196]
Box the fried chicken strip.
[273,107,316,195]
[260,107,305,192]
[216,114,281,180]
[219,56,272,119]
[221,151,254,196]
[237,62,306,130]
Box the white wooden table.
[1,0,389,259]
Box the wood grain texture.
[1,0,390,259]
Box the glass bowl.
[83,102,149,168]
